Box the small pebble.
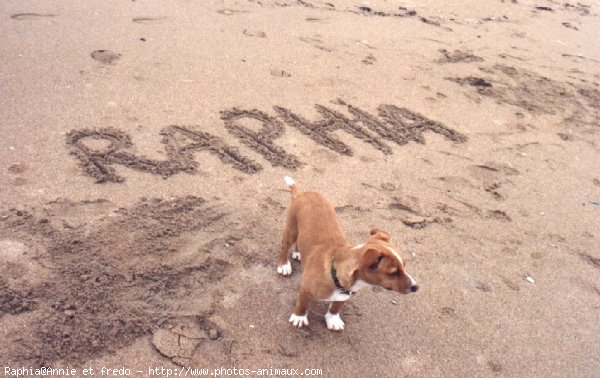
[526,276,535,284]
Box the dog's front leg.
[289,287,310,328]
[325,301,346,331]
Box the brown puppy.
[277,177,419,331]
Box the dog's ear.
[362,248,385,270]
[370,228,390,242]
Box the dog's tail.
[284,176,300,199]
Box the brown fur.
[278,179,418,329]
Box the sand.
[1,0,599,376]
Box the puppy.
[277,176,419,331]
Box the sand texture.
[1,0,599,376]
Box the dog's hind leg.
[291,248,301,261]
[277,210,298,276]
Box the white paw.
[325,312,345,331]
[291,250,301,261]
[277,260,292,276]
[289,313,309,328]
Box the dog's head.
[354,229,419,294]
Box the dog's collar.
[331,258,351,295]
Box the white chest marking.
[324,289,352,302]
[322,279,372,302]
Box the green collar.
[331,259,350,294]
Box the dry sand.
[1,0,599,376]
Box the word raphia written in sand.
[66,100,467,183]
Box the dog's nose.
[411,284,419,293]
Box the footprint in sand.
[474,280,492,292]
[152,321,209,366]
[243,29,266,38]
[557,132,576,141]
[488,361,503,374]
[439,306,456,317]
[8,163,27,174]
[10,13,55,20]
[270,69,291,78]
[0,240,50,290]
[362,54,377,65]
[500,276,520,291]
[7,164,27,186]
[91,50,121,64]
[468,163,520,201]
[11,177,27,186]
[487,210,511,222]
[436,49,483,64]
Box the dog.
[277,176,419,331]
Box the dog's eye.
[389,270,401,277]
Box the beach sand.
[1,0,599,376]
